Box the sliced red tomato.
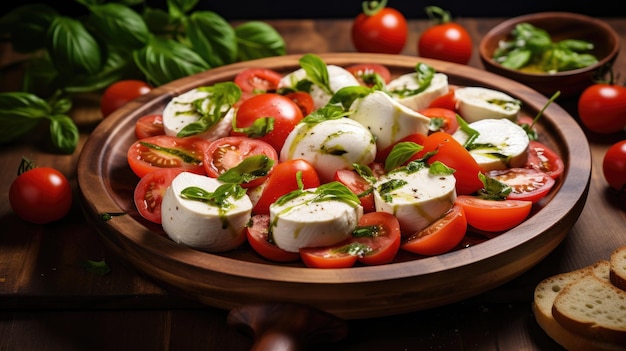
[346,63,392,86]
[375,133,427,163]
[133,168,183,224]
[253,159,320,215]
[204,136,278,189]
[230,93,304,152]
[401,204,466,256]
[127,135,208,178]
[284,91,315,116]
[428,87,457,111]
[487,168,555,203]
[352,211,401,265]
[234,68,282,95]
[455,195,532,232]
[246,214,301,262]
[414,131,484,195]
[299,241,359,269]
[135,114,164,139]
[334,169,375,213]
[419,107,460,134]
[525,140,564,180]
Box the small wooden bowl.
[479,12,620,98]
[77,53,590,320]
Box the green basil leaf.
[22,56,58,96]
[88,3,149,49]
[299,53,332,95]
[186,11,237,67]
[235,21,286,61]
[46,16,102,75]
[49,114,79,154]
[428,161,455,175]
[142,7,173,33]
[62,49,135,93]
[217,154,275,184]
[0,114,41,144]
[1,4,58,53]
[0,92,51,118]
[328,85,372,111]
[167,0,198,18]
[384,141,423,172]
[133,36,210,86]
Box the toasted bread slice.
[552,271,626,346]
[610,246,626,291]
[532,260,623,351]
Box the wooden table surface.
[1,17,626,351]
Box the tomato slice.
[204,136,278,188]
[525,140,564,180]
[334,169,375,213]
[246,214,301,262]
[127,135,208,178]
[418,107,460,134]
[284,91,315,116]
[299,241,359,269]
[135,114,164,139]
[253,159,320,215]
[345,63,392,86]
[455,195,532,233]
[234,68,283,94]
[427,87,457,111]
[401,205,467,256]
[352,212,401,265]
[133,168,183,224]
[487,167,555,203]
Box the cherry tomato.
[428,87,457,111]
[578,83,626,134]
[334,169,375,213]
[234,68,282,95]
[351,0,407,54]
[352,211,401,265]
[414,131,484,195]
[230,93,304,152]
[9,163,72,224]
[246,214,301,262]
[134,114,164,140]
[299,241,359,269]
[401,205,466,256]
[204,136,278,189]
[133,168,183,224]
[455,195,532,232]
[486,168,555,203]
[345,63,392,86]
[252,159,321,215]
[127,135,208,178]
[525,140,564,180]
[603,140,626,192]
[419,107,460,134]
[417,7,473,65]
[101,80,152,118]
[284,91,315,116]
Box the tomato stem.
[424,6,451,25]
[17,157,35,176]
[362,0,388,16]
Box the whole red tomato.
[101,80,152,118]
[351,0,407,54]
[578,83,626,134]
[603,140,626,192]
[9,159,72,224]
[417,6,473,65]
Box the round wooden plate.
[77,53,590,320]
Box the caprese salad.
[128,53,564,268]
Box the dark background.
[3,0,625,19]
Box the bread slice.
[610,246,626,291]
[551,271,626,346]
[532,260,624,351]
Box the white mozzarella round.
[280,117,377,182]
[278,65,360,109]
[452,118,530,172]
[161,172,252,252]
[454,87,521,123]
[387,72,450,111]
[373,167,456,235]
[269,189,363,253]
[349,90,430,151]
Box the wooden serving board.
[77,53,590,319]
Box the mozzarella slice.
[278,65,360,109]
[349,90,430,151]
[452,118,530,172]
[373,167,456,235]
[454,87,521,123]
[386,72,449,111]
[280,117,377,183]
[161,172,252,252]
[270,189,363,252]
[162,88,233,141]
